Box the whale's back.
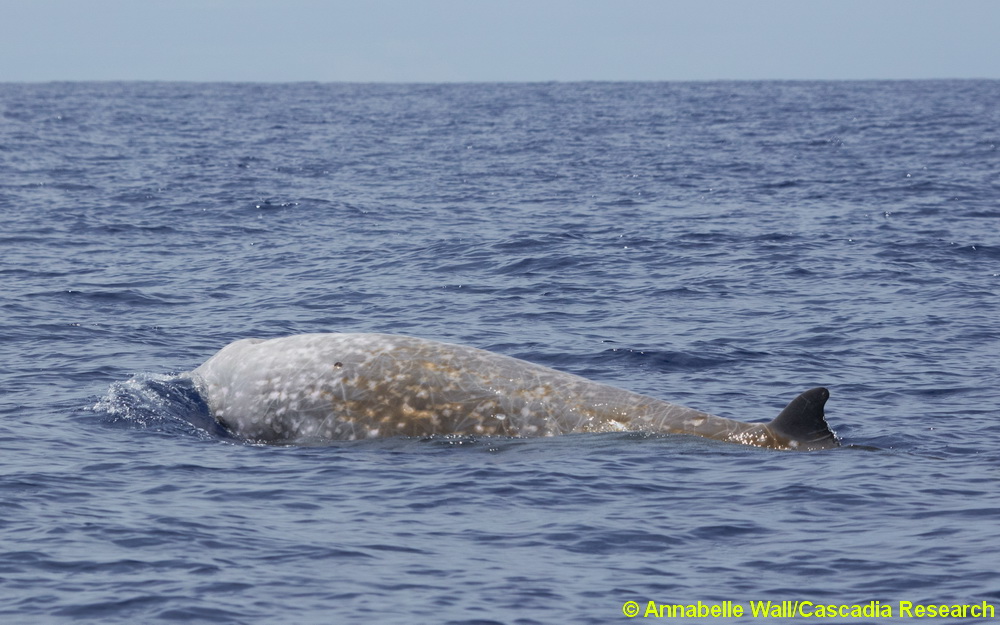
[190,333,635,442]
[190,333,839,450]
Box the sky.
[1,0,998,82]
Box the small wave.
[91,373,233,441]
[603,346,731,372]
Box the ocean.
[1,81,998,624]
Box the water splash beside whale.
[185,333,840,451]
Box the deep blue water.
[2,81,999,624]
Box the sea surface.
[1,81,999,624]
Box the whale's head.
[187,337,271,429]
[190,337,269,381]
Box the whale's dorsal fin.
[767,387,839,450]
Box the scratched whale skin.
[187,333,840,450]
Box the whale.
[187,333,839,450]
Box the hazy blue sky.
[2,0,998,82]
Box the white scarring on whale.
[186,333,840,450]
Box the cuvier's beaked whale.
[187,333,840,450]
